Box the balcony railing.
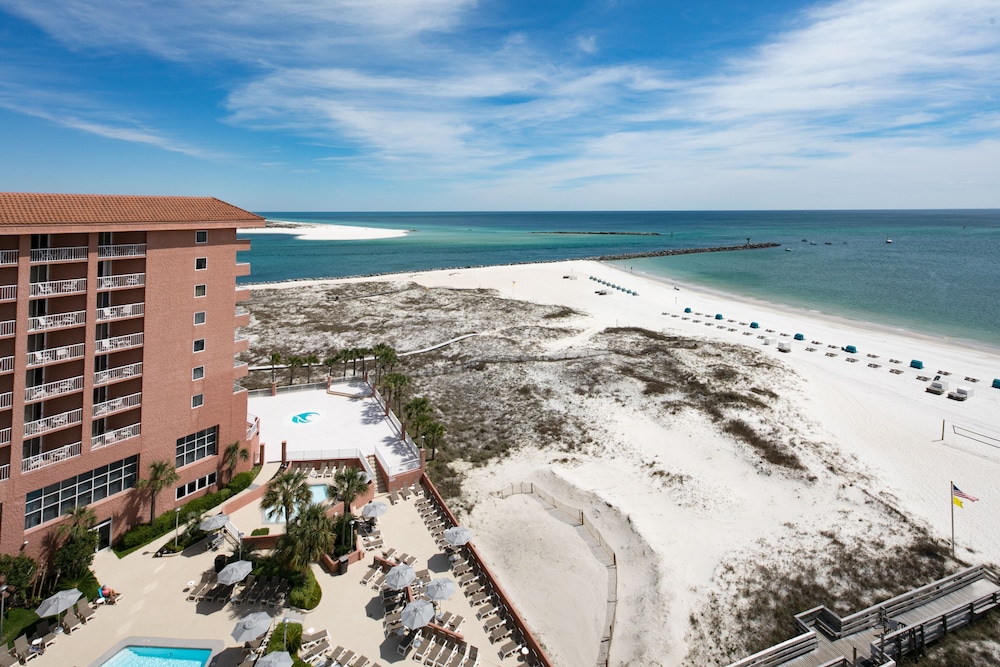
[96,302,144,321]
[235,333,249,343]
[0,321,12,338]
[0,356,12,374]
[22,441,82,473]
[24,409,83,438]
[94,362,143,386]
[0,427,10,445]
[28,343,85,367]
[233,383,247,394]
[91,423,140,451]
[28,310,86,332]
[93,392,141,418]
[97,273,145,290]
[98,244,146,259]
[29,278,86,297]
[0,392,10,410]
[0,250,17,266]
[96,332,144,353]
[25,376,84,402]
[0,285,15,302]
[246,415,259,440]
[0,464,8,481]
[30,247,88,263]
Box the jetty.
[588,242,779,262]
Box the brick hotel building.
[0,193,264,560]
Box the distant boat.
[785,248,792,252]
[886,237,893,244]
[824,242,833,245]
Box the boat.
[785,248,792,252]
[886,237,893,244]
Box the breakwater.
[588,242,780,261]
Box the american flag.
[953,484,979,502]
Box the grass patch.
[1,607,39,650]
[723,419,803,470]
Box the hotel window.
[195,257,207,270]
[175,426,218,468]
[192,366,205,381]
[194,311,206,325]
[193,339,205,352]
[176,471,217,500]
[192,393,204,408]
[196,230,208,244]
[194,284,206,297]
[24,455,138,529]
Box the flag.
[953,484,979,503]
[954,496,964,508]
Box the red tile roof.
[0,193,264,225]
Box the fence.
[247,380,328,397]
[285,448,375,483]
[951,423,1000,450]
[499,482,618,667]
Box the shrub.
[0,554,38,608]
[265,620,303,655]
[53,532,98,581]
[230,468,259,494]
[251,528,270,537]
[288,568,321,610]
[57,568,99,601]
[120,524,159,550]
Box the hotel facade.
[0,193,264,560]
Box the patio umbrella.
[217,560,253,585]
[401,600,435,630]
[231,611,272,643]
[255,652,294,667]
[423,578,457,602]
[35,589,82,618]
[443,526,472,547]
[199,513,230,532]
[384,564,415,591]
[361,501,388,519]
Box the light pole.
[349,520,355,552]
[238,532,244,560]
[0,584,8,640]
[173,508,181,549]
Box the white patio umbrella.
[423,578,457,602]
[443,526,472,547]
[217,560,253,585]
[231,611,272,643]
[361,501,388,520]
[384,563,415,590]
[35,589,82,618]
[401,600,435,630]
[255,652,294,667]
[199,513,230,531]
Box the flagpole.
[950,480,955,557]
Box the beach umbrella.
[199,513,230,532]
[256,652,294,667]
[361,502,388,520]
[401,600,435,630]
[231,611,272,643]
[35,589,82,618]
[423,578,457,602]
[384,564,416,591]
[217,560,253,585]
[443,526,473,547]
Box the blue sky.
[1,0,998,211]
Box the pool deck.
[61,478,526,667]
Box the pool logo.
[291,411,320,424]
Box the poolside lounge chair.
[13,635,39,662]
[460,646,479,667]
[372,573,388,591]
[62,610,82,634]
[388,491,399,505]
[449,615,465,633]
[464,583,485,597]
[396,632,418,657]
[399,487,411,500]
[360,566,380,586]
[489,625,512,643]
[498,641,521,659]
[482,615,505,632]
[351,655,371,667]
[412,635,434,661]
[329,646,348,663]
[33,620,57,646]
[299,638,330,662]
[0,652,18,667]
[190,572,214,601]
[301,629,329,648]
[364,538,384,552]
[76,601,95,623]
[423,642,448,666]
[337,649,356,666]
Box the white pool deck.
[249,384,421,474]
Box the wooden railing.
[726,631,819,667]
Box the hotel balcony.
[28,343,85,368]
[24,408,83,438]
[235,306,250,327]
[0,464,8,481]
[97,273,145,290]
[0,427,10,445]
[93,392,141,418]
[94,362,143,387]
[29,278,86,298]
[25,375,84,403]
[233,383,247,395]
[246,415,259,440]
[235,287,251,303]
[96,332,144,353]
[91,423,141,451]
[0,250,17,266]
[234,333,249,353]
[0,356,13,374]
[98,243,146,259]
[30,247,88,264]
[0,320,13,338]
[22,441,82,473]
[28,310,86,332]
[0,285,15,302]
[236,262,251,277]
[0,392,11,410]
[96,302,144,322]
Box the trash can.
[214,554,228,573]
[339,554,350,575]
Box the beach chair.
[329,646,348,664]
[476,604,497,620]
[396,631,418,657]
[482,615,505,632]
[399,486,411,500]
[33,620,57,646]
[388,491,399,505]
[458,574,478,587]
[351,655,371,667]
[76,601,96,624]
[337,650,356,667]
[498,641,521,659]
[0,652,18,667]
[299,638,330,663]
[13,635,39,662]
[449,615,465,633]
[62,610,83,634]
[423,642,448,666]
[360,566,380,586]
[372,573,388,591]
[489,625,512,643]
[460,646,479,667]
[469,591,490,607]
[464,583,485,597]
[444,649,465,667]
[364,538,384,552]
[189,572,213,601]
[413,634,434,661]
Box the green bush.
[53,532,98,580]
[0,554,38,608]
[250,527,270,537]
[288,568,321,610]
[57,568,99,601]
[265,621,303,655]
[230,469,258,494]
[120,524,159,550]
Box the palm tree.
[339,348,352,378]
[286,355,303,385]
[135,460,180,523]
[357,347,372,377]
[56,505,97,544]
[323,354,337,378]
[221,441,250,484]
[383,372,410,414]
[372,343,397,383]
[261,469,311,524]
[276,503,337,572]
[304,353,320,383]
[404,397,431,437]
[329,467,368,514]
[269,352,283,384]
[423,421,445,461]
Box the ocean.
[241,211,1000,349]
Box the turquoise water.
[262,484,329,524]
[240,211,1000,349]
[101,646,210,667]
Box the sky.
[0,0,998,211]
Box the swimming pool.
[262,484,329,523]
[100,646,211,667]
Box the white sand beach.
[239,220,409,241]
[246,259,1000,666]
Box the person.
[100,585,120,604]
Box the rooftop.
[0,193,264,226]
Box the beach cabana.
[715,313,723,320]
[910,360,924,369]
[684,307,692,313]
[993,379,1000,389]
[793,333,805,341]
[749,322,759,329]
[843,345,857,354]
